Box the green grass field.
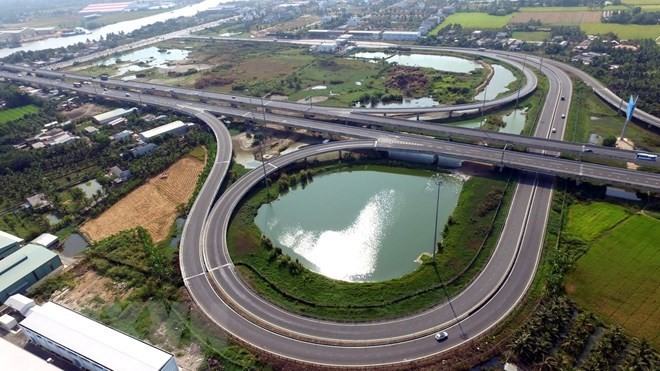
[581,23,660,39]
[565,202,631,241]
[435,13,514,30]
[622,0,660,5]
[565,213,660,347]
[0,104,39,125]
[511,31,550,41]
[519,6,628,11]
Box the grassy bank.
[228,159,515,321]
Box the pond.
[62,233,89,258]
[76,179,103,199]
[352,52,482,73]
[94,46,189,76]
[255,168,464,282]
[454,108,529,135]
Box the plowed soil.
[81,151,206,243]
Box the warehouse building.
[347,30,382,40]
[0,230,23,260]
[0,244,62,303]
[382,31,421,41]
[93,108,137,125]
[139,121,192,141]
[8,294,179,371]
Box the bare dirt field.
[62,103,108,121]
[81,151,206,243]
[510,11,602,24]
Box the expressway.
[2,66,659,167]
[3,49,660,366]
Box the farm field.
[511,31,550,41]
[518,6,628,11]
[0,104,39,125]
[510,10,602,24]
[622,0,660,5]
[80,149,206,243]
[565,206,660,347]
[565,201,630,241]
[580,23,660,40]
[436,13,513,29]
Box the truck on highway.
[73,82,82,88]
[100,74,109,81]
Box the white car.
[434,331,448,342]
[552,128,557,133]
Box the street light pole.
[252,112,270,202]
[432,180,442,263]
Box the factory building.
[382,31,421,41]
[0,244,62,303]
[139,121,192,141]
[93,108,137,125]
[6,294,179,371]
[30,233,59,250]
[0,230,23,260]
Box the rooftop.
[21,301,174,370]
[93,108,136,123]
[140,120,187,140]
[0,230,23,251]
[0,338,61,371]
[0,244,60,295]
[31,233,58,248]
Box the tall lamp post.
[252,112,270,201]
[431,180,442,262]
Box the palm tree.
[621,339,659,371]
[536,355,559,371]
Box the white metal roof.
[140,120,186,139]
[31,233,58,248]
[0,337,61,371]
[21,302,174,370]
[5,293,35,315]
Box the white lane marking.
[184,272,207,281]
[268,163,278,170]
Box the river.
[0,0,225,58]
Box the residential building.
[0,244,62,303]
[139,121,192,141]
[8,295,179,371]
[0,230,23,260]
[24,194,51,210]
[109,130,134,142]
[84,126,99,135]
[109,166,131,182]
[130,143,158,158]
[93,108,137,125]
[318,42,338,53]
[31,233,59,249]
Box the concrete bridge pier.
[416,113,420,121]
